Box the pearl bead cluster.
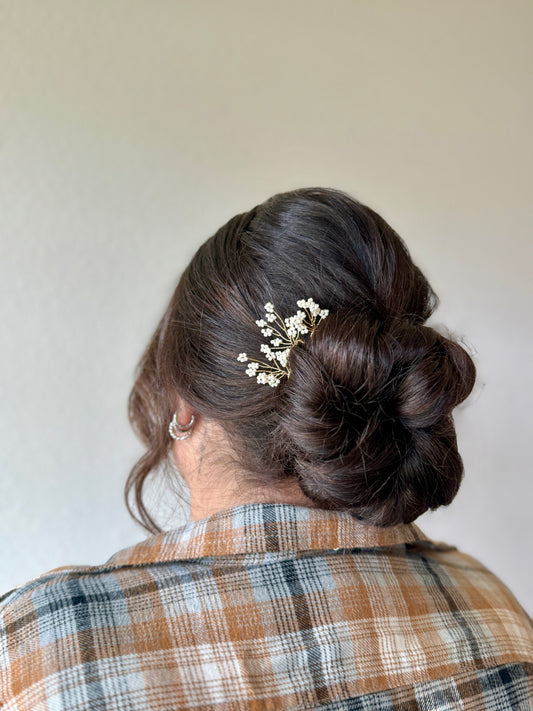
[237,299,329,387]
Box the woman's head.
[127,187,476,532]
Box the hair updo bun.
[127,187,477,532]
[276,310,476,525]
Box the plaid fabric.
[1,503,532,710]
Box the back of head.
[128,187,476,531]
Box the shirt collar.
[108,503,430,568]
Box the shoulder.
[406,538,532,610]
[0,563,98,633]
[0,548,190,660]
[0,528,183,615]
[0,550,202,707]
[0,563,107,706]
[0,527,217,628]
[1,555,184,625]
[0,562,123,658]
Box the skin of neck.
[171,401,316,521]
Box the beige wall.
[1,1,531,610]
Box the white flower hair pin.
[237,298,329,387]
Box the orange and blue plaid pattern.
[1,503,532,709]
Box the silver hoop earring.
[168,413,195,441]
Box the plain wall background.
[0,1,531,611]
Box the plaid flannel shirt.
[1,503,532,710]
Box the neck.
[171,413,316,521]
[188,476,315,521]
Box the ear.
[169,397,201,476]
[173,396,199,429]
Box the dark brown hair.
[126,187,476,532]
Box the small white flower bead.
[256,319,267,328]
[261,328,273,337]
[264,303,275,312]
[237,353,248,362]
[278,349,291,367]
